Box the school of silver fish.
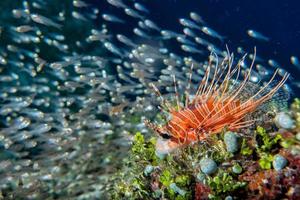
[0,0,296,199]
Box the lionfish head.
[144,119,172,139]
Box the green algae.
[207,171,246,199]
[255,126,282,152]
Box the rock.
[196,172,206,183]
[169,183,186,196]
[224,131,240,153]
[199,158,217,175]
[144,165,154,175]
[232,164,242,174]
[296,132,300,141]
[153,189,162,198]
[274,112,295,129]
[273,154,288,171]
[291,147,300,155]
[225,196,233,200]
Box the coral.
[195,183,210,200]
[239,151,300,199]
[110,99,300,200]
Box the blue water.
[91,0,300,92]
[157,0,299,71]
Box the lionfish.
[145,49,289,154]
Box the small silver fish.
[201,26,224,41]
[134,3,149,14]
[161,30,181,39]
[133,28,150,39]
[237,46,246,54]
[31,14,62,29]
[102,14,124,23]
[190,12,205,24]
[30,124,52,134]
[116,34,137,47]
[256,64,270,76]
[73,0,89,8]
[21,108,44,120]
[12,117,31,130]
[138,21,148,30]
[124,8,144,19]
[290,56,300,69]
[247,29,269,41]
[181,45,203,54]
[176,36,196,46]
[15,25,35,33]
[268,59,281,68]
[179,18,201,30]
[144,19,160,31]
[107,0,128,9]
[104,42,123,57]
[72,11,88,21]
[183,28,197,38]
[194,37,212,47]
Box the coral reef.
[110,98,300,199]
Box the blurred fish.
[14,25,36,33]
[134,3,149,14]
[201,26,225,41]
[31,14,62,29]
[104,42,123,57]
[144,19,160,31]
[179,18,201,30]
[195,37,212,47]
[183,28,197,38]
[177,36,196,46]
[190,12,205,24]
[72,11,88,21]
[124,8,144,19]
[73,0,89,8]
[102,14,125,23]
[290,56,300,69]
[107,0,128,9]
[161,30,181,39]
[116,34,137,47]
[133,28,150,39]
[247,29,269,41]
[181,45,203,54]
[268,59,281,68]
[256,64,270,77]
[237,46,246,54]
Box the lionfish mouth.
[145,48,289,150]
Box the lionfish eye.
[160,132,171,139]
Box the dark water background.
[90,0,300,94]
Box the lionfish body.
[145,49,289,152]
